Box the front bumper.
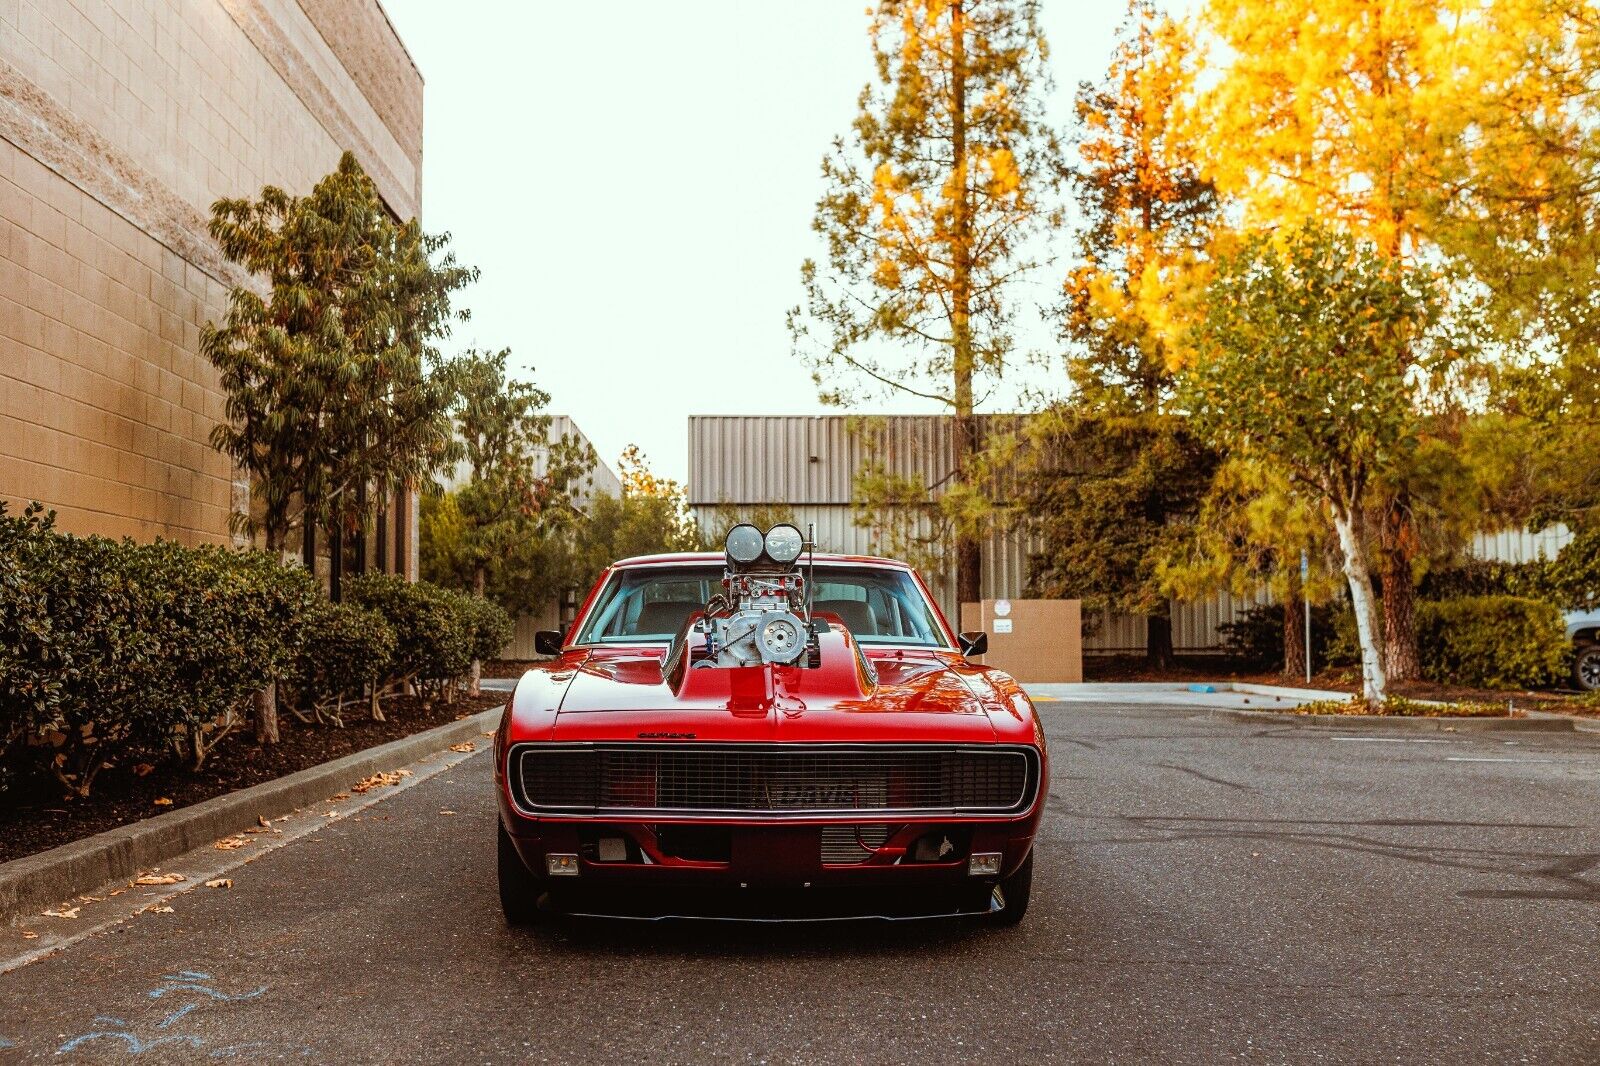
[499,810,1035,920]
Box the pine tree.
[1023,1,1215,666]
[791,0,1062,609]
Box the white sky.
[380,0,1196,485]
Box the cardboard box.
[959,599,1082,683]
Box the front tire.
[498,820,546,926]
[986,849,1034,927]
[1573,643,1600,693]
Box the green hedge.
[1,502,512,799]
[344,575,511,703]
[1416,596,1569,690]
[289,600,396,722]
[0,503,320,795]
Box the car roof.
[612,551,911,569]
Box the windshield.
[573,564,951,648]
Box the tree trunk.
[1146,613,1174,669]
[253,684,279,745]
[256,527,285,746]
[1381,541,1421,683]
[1282,595,1306,681]
[469,567,486,697]
[1330,507,1387,708]
[948,0,982,613]
[330,522,344,603]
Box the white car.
[1568,609,1600,691]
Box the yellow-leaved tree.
[1179,0,1563,681]
[790,0,1062,609]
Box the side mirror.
[534,630,564,656]
[959,631,988,658]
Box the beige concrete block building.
[1,0,423,576]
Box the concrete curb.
[0,706,503,925]
[1211,707,1576,732]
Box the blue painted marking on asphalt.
[47,974,277,1058]
[155,1004,198,1029]
[0,1036,15,1049]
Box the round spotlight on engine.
[764,524,804,565]
[725,523,764,566]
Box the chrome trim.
[505,742,1040,821]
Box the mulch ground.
[1085,655,1599,717]
[0,691,505,865]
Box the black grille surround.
[507,743,1040,820]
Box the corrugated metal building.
[686,415,1572,656]
[687,415,1265,653]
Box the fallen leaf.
[134,873,186,886]
[480,731,496,738]
[133,763,155,777]
[331,792,350,800]
[146,905,174,914]
[439,810,457,816]
[350,769,411,794]
[213,836,249,851]
[448,742,475,754]
[21,931,39,940]
[323,810,343,819]
[152,797,173,807]
[205,878,233,889]
[43,907,80,919]
[257,815,272,829]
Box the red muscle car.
[494,523,1048,924]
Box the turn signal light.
[546,853,581,877]
[968,852,1002,877]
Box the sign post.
[1301,551,1312,685]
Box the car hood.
[550,643,997,744]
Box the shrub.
[130,542,320,769]
[0,506,161,797]
[0,504,321,794]
[447,590,514,664]
[289,600,395,723]
[1217,604,1338,671]
[345,574,473,703]
[1416,596,1569,690]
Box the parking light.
[546,853,581,877]
[968,852,1002,877]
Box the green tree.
[790,0,1063,608]
[1160,460,1340,679]
[203,152,475,558]
[421,352,596,688]
[1182,225,1445,708]
[202,152,474,742]
[1022,413,1213,666]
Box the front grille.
[510,744,1036,818]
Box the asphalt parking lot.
[1,699,1597,1064]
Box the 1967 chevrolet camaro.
[493,523,1048,924]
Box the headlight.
[725,523,764,565]
[764,524,804,565]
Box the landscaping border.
[0,706,503,925]
[1212,707,1574,732]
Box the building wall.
[0,0,422,552]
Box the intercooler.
[509,743,1037,819]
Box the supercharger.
[704,572,810,668]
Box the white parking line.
[1329,737,1454,743]
[1445,757,1554,763]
